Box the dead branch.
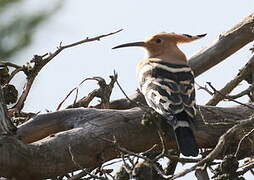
[8,29,122,114]
[234,128,254,158]
[0,62,21,69]
[189,13,254,77]
[206,82,254,109]
[94,89,144,110]
[238,162,254,176]
[65,74,117,110]
[0,104,248,179]
[206,55,254,106]
[196,83,214,96]
[227,84,254,100]
[0,86,16,135]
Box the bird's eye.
[155,38,162,44]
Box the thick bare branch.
[0,104,250,179]
[189,13,254,77]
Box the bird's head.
[113,32,206,61]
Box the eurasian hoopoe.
[113,32,206,157]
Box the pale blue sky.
[12,0,254,179]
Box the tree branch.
[9,29,122,114]
[189,13,254,77]
[0,86,16,135]
[0,104,249,179]
[227,84,254,100]
[206,55,254,106]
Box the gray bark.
[0,104,253,179]
[189,13,254,77]
[0,86,16,135]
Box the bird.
[112,32,206,157]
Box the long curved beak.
[112,41,146,49]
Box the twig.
[227,84,254,99]
[112,137,151,162]
[196,82,214,96]
[9,30,122,114]
[43,29,122,65]
[57,87,78,111]
[68,145,85,170]
[237,163,254,176]
[206,55,254,106]
[114,70,154,115]
[68,145,106,180]
[197,105,237,126]
[154,124,167,161]
[112,136,169,178]
[112,134,202,179]
[114,70,144,109]
[6,67,23,84]
[61,29,122,49]
[0,61,22,69]
[206,82,254,109]
[57,77,98,110]
[141,144,158,156]
[66,75,117,109]
[234,128,254,158]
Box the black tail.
[173,112,198,157]
[174,127,198,157]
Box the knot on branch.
[93,74,118,109]
[23,55,44,77]
[64,73,118,110]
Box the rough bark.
[0,104,252,179]
[0,86,16,135]
[189,13,254,77]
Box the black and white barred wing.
[137,60,196,121]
